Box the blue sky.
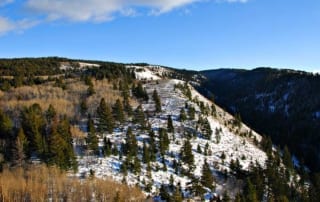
[0,0,320,72]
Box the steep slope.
[199,68,320,171]
[77,77,267,200]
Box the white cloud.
[0,17,14,34]
[0,16,39,35]
[26,0,247,22]
[0,0,247,34]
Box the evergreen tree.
[134,105,146,129]
[142,141,150,164]
[181,139,194,167]
[188,106,195,120]
[133,82,148,101]
[124,127,138,157]
[159,185,170,201]
[0,109,13,139]
[159,128,169,156]
[113,99,125,124]
[103,137,112,156]
[86,115,99,155]
[201,159,215,190]
[171,187,183,202]
[21,104,46,157]
[283,145,293,170]
[46,104,56,123]
[180,108,187,122]
[153,89,162,113]
[96,98,114,133]
[80,99,88,116]
[167,115,174,133]
[244,179,259,202]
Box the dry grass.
[0,164,145,202]
[0,78,137,119]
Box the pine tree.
[167,115,174,133]
[181,139,194,167]
[283,145,293,170]
[113,99,125,124]
[46,104,56,123]
[86,115,99,155]
[0,109,13,139]
[159,185,170,201]
[171,187,183,202]
[80,99,88,116]
[244,179,259,202]
[124,127,138,157]
[188,106,195,120]
[103,137,112,156]
[180,108,187,122]
[142,141,150,164]
[21,104,46,157]
[201,159,215,190]
[97,98,114,133]
[134,105,146,129]
[153,89,161,113]
[159,128,169,156]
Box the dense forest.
[199,68,320,172]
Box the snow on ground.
[78,62,100,68]
[126,65,161,80]
[76,78,267,200]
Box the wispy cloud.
[0,0,248,34]
[0,16,39,35]
[26,0,247,22]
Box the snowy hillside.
[76,77,267,200]
[126,65,172,80]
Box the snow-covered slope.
[76,77,267,200]
[126,65,172,80]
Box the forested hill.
[199,67,320,172]
[0,57,319,201]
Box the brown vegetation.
[0,164,145,202]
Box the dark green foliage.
[159,185,170,201]
[180,108,187,122]
[159,128,169,156]
[197,116,212,140]
[21,104,46,157]
[103,137,112,156]
[113,99,125,124]
[86,115,99,155]
[96,98,114,133]
[152,89,162,113]
[134,105,146,129]
[123,127,138,157]
[0,109,13,139]
[283,145,293,170]
[142,141,150,164]
[46,104,56,123]
[180,139,194,167]
[200,68,320,172]
[47,116,77,170]
[188,106,195,120]
[167,115,174,133]
[201,159,215,190]
[190,177,206,197]
[133,83,148,101]
[80,99,88,116]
